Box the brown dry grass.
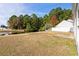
[0,32,77,56]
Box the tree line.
[8,7,72,32]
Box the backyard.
[0,31,77,56]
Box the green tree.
[43,14,49,24]
[26,23,33,32]
[8,15,18,29]
[42,14,51,30]
[30,14,39,31]
[18,15,24,29]
[23,14,31,29]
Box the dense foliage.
[8,7,72,32]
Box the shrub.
[39,26,45,31]
[45,23,53,30]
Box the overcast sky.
[0,3,72,26]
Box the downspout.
[72,3,78,55]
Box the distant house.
[0,25,8,30]
[0,27,7,30]
[52,19,74,32]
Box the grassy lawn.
[0,32,77,56]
